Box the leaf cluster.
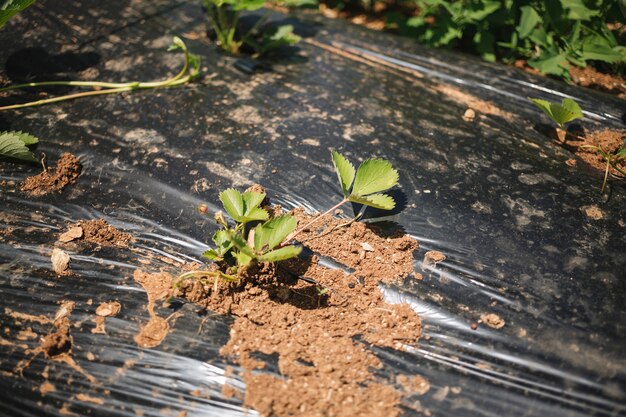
[202,188,302,271]
[529,97,583,128]
[385,0,625,80]
[0,130,39,162]
[331,151,399,210]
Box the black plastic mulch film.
[1,1,625,416]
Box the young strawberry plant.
[529,97,583,130]
[0,37,200,111]
[174,151,399,290]
[203,0,301,55]
[530,96,625,192]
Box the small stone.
[462,108,476,122]
[470,323,478,330]
[360,242,374,252]
[51,248,71,275]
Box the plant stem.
[602,158,611,193]
[281,197,348,246]
[0,75,191,111]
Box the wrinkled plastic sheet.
[1,1,625,416]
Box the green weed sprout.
[176,151,399,292]
[581,140,626,193]
[529,97,583,130]
[0,130,38,161]
[0,37,200,111]
[203,0,301,56]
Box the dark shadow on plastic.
[5,47,100,83]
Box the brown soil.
[434,85,515,121]
[151,206,424,417]
[61,219,133,247]
[133,270,170,348]
[570,66,626,99]
[20,153,82,197]
[558,128,626,176]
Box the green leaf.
[560,0,599,21]
[580,44,623,63]
[473,30,495,62]
[529,97,582,128]
[351,158,399,197]
[0,130,39,162]
[242,191,266,214]
[244,207,269,222]
[167,36,187,53]
[254,215,297,252]
[257,245,302,262]
[219,188,244,221]
[212,230,234,255]
[202,249,223,261]
[0,0,35,29]
[528,52,570,78]
[231,0,265,11]
[234,250,253,267]
[517,6,541,39]
[552,98,583,125]
[331,150,356,197]
[349,193,396,210]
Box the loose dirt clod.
[67,219,132,247]
[96,301,121,317]
[51,248,71,276]
[561,129,625,175]
[423,250,446,270]
[582,205,604,220]
[480,313,505,329]
[58,226,84,243]
[20,153,82,196]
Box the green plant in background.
[386,0,625,80]
[0,0,35,28]
[202,0,302,55]
[0,130,38,161]
[0,37,200,111]
[529,97,583,129]
[175,151,399,291]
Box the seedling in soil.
[530,97,625,192]
[581,140,626,193]
[0,130,39,162]
[174,151,399,291]
[529,97,582,134]
[203,0,301,56]
[0,37,200,111]
[172,188,303,291]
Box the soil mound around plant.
[20,153,82,196]
[163,209,422,417]
[61,219,133,247]
[561,128,625,176]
